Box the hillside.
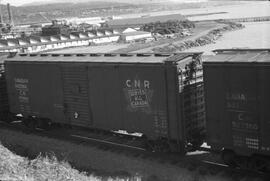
[20,1,133,12]
[0,1,136,24]
[0,1,243,25]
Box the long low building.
[121,30,153,42]
[119,28,153,42]
[0,29,122,53]
[0,28,153,53]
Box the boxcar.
[5,53,203,152]
[204,49,270,169]
[0,55,9,122]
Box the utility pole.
[7,3,14,26]
[0,0,3,24]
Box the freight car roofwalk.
[204,49,270,63]
[5,52,202,64]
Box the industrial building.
[0,28,154,53]
[0,30,119,53]
[120,28,153,42]
[41,20,70,36]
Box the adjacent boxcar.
[5,53,203,152]
[0,55,9,122]
[204,49,270,168]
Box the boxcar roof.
[203,49,270,64]
[0,53,9,64]
[6,53,202,64]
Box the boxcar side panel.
[88,65,122,130]
[118,64,169,140]
[88,63,173,140]
[259,66,270,155]
[205,63,270,156]
[204,65,228,150]
[165,64,183,141]
[225,66,259,156]
[62,64,92,127]
[6,60,184,143]
[6,63,65,123]
[0,63,9,120]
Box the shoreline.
[48,18,270,54]
[152,22,244,53]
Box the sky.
[2,0,35,6]
[1,0,208,7]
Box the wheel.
[160,139,171,153]
[27,119,37,130]
[145,140,155,152]
[37,119,51,130]
[23,117,37,130]
[222,150,237,168]
[0,112,13,123]
[145,139,171,153]
[190,139,204,150]
[250,155,269,172]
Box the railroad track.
[0,120,268,180]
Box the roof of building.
[6,52,202,64]
[0,29,121,50]
[0,53,9,63]
[42,24,70,29]
[17,38,30,44]
[29,36,42,43]
[6,39,18,46]
[0,40,8,46]
[122,30,152,36]
[203,49,270,64]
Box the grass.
[0,143,140,181]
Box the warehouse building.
[0,27,154,53]
[120,30,153,42]
[0,29,121,53]
[42,20,71,36]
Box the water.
[119,2,270,21]
[187,1,270,21]
[185,21,270,55]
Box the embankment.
[0,128,261,181]
[0,143,102,181]
[0,128,209,181]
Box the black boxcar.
[204,49,270,169]
[0,56,9,121]
[5,53,203,152]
